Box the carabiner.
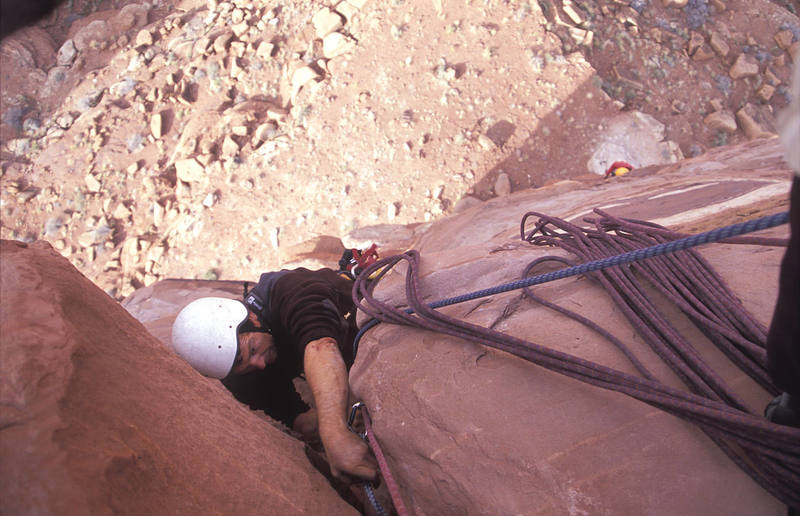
[347,401,367,439]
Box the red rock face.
[32,137,793,514]
[0,240,356,515]
[349,139,794,514]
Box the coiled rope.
[352,209,799,509]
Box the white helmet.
[171,297,248,378]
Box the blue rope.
[364,484,387,516]
[431,211,789,308]
[353,211,789,357]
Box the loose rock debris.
[0,0,797,298]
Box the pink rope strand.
[363,407,410,516]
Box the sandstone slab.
[758,84,775,102]
[335,1,359,22]
[291,65,321,102]
[256,41,274,59]
[692,44,714,61]
[0,240,357,516]
[687,31,704,56]
[150,112,162,139]
[350,138,792,515]
[493,172,511,196]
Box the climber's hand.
[303,338,377,482]
[324,428,377,482]
[292,408,319,442]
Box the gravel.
[685,0,711,30]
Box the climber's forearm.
[304,337,377,481]
[304,337,349,440]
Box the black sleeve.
[221,364,310,428]
[270,269,355,371]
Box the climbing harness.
[350,209,800,509]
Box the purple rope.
[353,211,799,508]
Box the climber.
[765,61,800,431]
[171,267,377,482]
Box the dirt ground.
[1,0,798,298]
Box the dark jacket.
[767,176,800,398]
[222,268,358,427]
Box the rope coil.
[352,209,799,508]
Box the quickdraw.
[339,244,380,280]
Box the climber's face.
[232,331,276,374]
[231,313,277,374]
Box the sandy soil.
[1,0,797,298]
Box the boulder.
[736,104,776,139]
[729,53,759,80]
[175,158,206,183]
[349,138,793,514]
[704,110,737,133]
[0,27,56,102]
[280,235,345,268]
[4,27,56,67]
[111,4,149,33]
[73,20,112,51]
[0,240,357,515]
[40,65,71,99]
[587,111,681,175]
[493,172,511,196]
[323,32,356,59]
[312,8,344,38]
[57,39,77,66]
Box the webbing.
[351,209,799,508]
